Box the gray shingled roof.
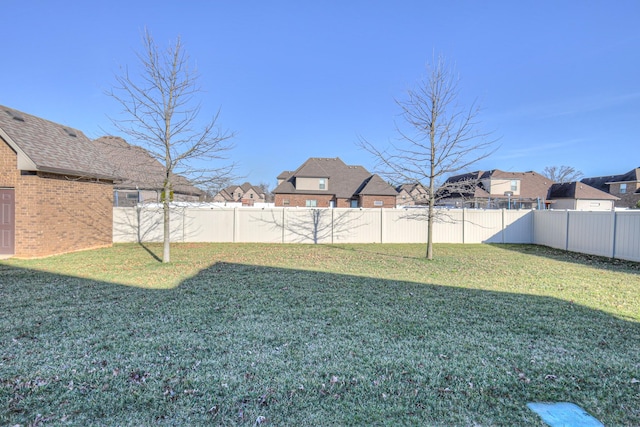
[582,167,640,192]
[94,136,203,196]
[358,174,399,196]
[445,170,554,200]
[273,157,396,198]
[0,105,116,179]
[548,182,619,200]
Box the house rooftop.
[582,167,640,191]
[0,105,116,180]
[274,157,374,198]
[548,182,619,200]
[94,136,202,196]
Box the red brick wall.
[609,182,640,209]
[359,195,397,208]
[275,194,335,207]
[274,193,397,208]
[0,139,18,187]
[1,138,113,258]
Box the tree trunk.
[163,188,171,263]
[426,194,434,260]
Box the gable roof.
[94,136,203,196]
[494,170,553,199]
[443,169,554,200]
[0,105,116,180]
[396,183,428,194]
[582,167,640,192]
[548,182,619,200]
[215,188,234,201]
[358,174,399,196]
[273,157,396,199]
[222,182,265,197]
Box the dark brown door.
[0,189,15,255]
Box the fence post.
[282,208,286,243]
[611,211,617,259]
[564,210,570,251]
[380,208,384,243]
[331,208,334,244]
[233,208,238,243]
[462,209,466,244]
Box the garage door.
[0,189,15,255]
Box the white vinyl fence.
[113,206,640,262]
[533,210,640,262]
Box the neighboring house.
[547,182,619,211]
[212,182,266,206]
[0,105,116,258]
[94,136,204,207]
[581,167,640,209]
[396,183,429,207]
[273,157,398,208]
[440,170,554,209]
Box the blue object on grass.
[527,402,604,427]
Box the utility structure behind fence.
[113,207,640,262]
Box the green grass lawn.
[1,243,639,426]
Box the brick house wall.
[360,195,397,208]
[1,139,113,258]
[609,182,640,208]
[274,194,335,207]
[275,193,397,208]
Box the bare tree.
[256,181,273,203]
[542,165,583,183]
[108,29,235,263]
[359,56,495,260]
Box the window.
[350,200,358,208]
[620,183,627,194]
[306,200,317,207]
[250,194,254,199]
[283,199,290,206]
[374,200,384,206]
[510,180,518,191]
[319,178,326,190]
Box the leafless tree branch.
[107,28,236,262]
[358,55,497,259]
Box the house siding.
[1,138,113,257]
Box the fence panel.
[464,209,504,243]
[113,207,640,263]
[382,209,429,243]
[614,211,640,262]
[503,210,534,244]
[184,208,234,242]
[432,210,464,243]
[236,208,285,243]
[113,207,139,243]
[533,210,568,250]
[332,209,382,243]
[567,211,614,258]
[281,208,334,244]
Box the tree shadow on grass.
[0,261,638,426]
[490,243,640,275]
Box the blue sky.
[3,1,639,188]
